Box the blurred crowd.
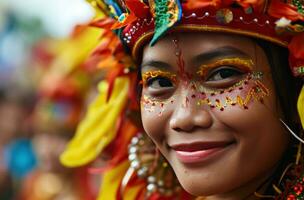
[0,2,103,200]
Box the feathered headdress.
[60,0,304,199]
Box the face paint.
[142,70,177,88]
[195,71,269,111]
[172,38,191,81]
[197,58,254,78]
[141,95,174,116]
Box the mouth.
[170,141,235,164]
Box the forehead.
[141,32,256,66]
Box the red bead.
[287,194,296,200]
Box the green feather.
[149,0,182,46]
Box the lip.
[170,141,234,164]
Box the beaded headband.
[89,0,304,77]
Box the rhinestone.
[205,12,210,16]
[148,176,156,183]
[239,16,244,20]
[131,137,139,144]
[128,153,137,161]
[137,167,148,178]
[131,160,140,169]
[253,18,258,22]
[191,13,196,17]
[123,68,130,74]
[157,180,164,186]
[265,20,270,24]
[216,9,233,24]
[147,184,157,192]
[129,146,138,154]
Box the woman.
[61,0,304,199]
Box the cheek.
[209,79,288,173]
[140,95,174,145]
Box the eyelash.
[205,66,244,82]
[197,58,253,79]
[142,71,177,88]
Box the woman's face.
[140,32,289,197]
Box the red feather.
[89,18,116,29]
[125,0,150,18]
[268,0,304,21]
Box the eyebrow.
[191,46,250,66]
[141,60,172,72]
[140,46,250,72]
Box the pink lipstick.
[171,141,233,164]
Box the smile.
[170,141,235,164]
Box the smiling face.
[140,32,290,198]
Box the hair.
[255,39,303,197]
[255,40,302,130]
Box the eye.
[206,67,243,82]
[146,77,174,89]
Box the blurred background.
[0,0,103,199]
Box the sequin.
[216,9,233,24]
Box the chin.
[179,176,229,197]
[171,164,233,197]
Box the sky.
[0,0,95,38]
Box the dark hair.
[256,40,302,131]
[255,39,303,197]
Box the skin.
[140,32,289,199]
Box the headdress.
[60,0,304,199]
[87,0,303,126]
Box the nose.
[169,98,213,132]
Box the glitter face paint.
[142,70,177,87]
[172,38,191,82]
[141,71,269,114]
[197,58,254,78]
[140,38,269,115]
[195,72,269,111]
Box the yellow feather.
[60,77,130,167]
[298,86,304,129]
[97,161,143,200]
